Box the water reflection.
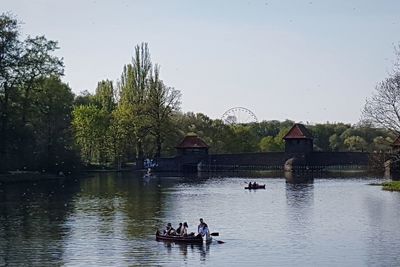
[364,190,400,266]
[160,241,210,262]
[285,182,314,207]
[0,178,80,266]
[284,171,314,184]
[284,182,314,261]
[1,173,400,266]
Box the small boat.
[156,230,212,244]
[245,184,266,190]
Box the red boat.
[156,230,212,244]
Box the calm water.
[0,172,400,266]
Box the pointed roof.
[283,123,313,140]
[176,134,209,149]
[392,136,400,147]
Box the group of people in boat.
[248,182,261,188]
[163,218,210,238]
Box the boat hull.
[245,184,266,190]
[156,231,212,244]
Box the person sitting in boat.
[248,182,252,188]
[164,223,175,235]
[253,182,258,187]
[181,222,188,236]
[176,222,183,235]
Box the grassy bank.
[382,181,400,192]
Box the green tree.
[0,13,65,171]
[30,77,76,171]
[118,43,152,162]
[372,136,393,152]
[72,105,110,164]
[147,65,181,157]
[0,14,22,168]
[344,136,367,152]
[93,80,115,112]
[259,136,280,152]
[20,36,64,124]
[329,134,342,151]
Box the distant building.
[176,133,209,156]
[156,123,370,177]
[283,123,313,154]
[175,133,209,172]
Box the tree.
[74,90,93,106]
[20,36,64,124]
[329,134,341,151]
[148,65,181,157]
[0,13,21,167]
[372,136,393,152]
[363,68,400,133]
[259,136,280,152]
[72,105,109,164]
[344,136,367,152]
[93,80,115,113]
[30,77,76,171]
[0,13,64,171]
[118,43,152,162]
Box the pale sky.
[3,0,400,123]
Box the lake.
[0,172,399,266]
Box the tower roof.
[283,123,313,140]
[176,134,209,149]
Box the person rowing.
[198,218,210,238]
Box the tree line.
[0,13,398,173]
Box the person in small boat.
[176,222,183,235]
[164,223,175,235]
[253,182,258,187]
[198,218,210,238]
[248,182,252,188]
[181,222,188,236]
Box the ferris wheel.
[221,107,258,125]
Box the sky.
[3,0,400,124]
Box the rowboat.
[156,230,212,244]
[245,184,266,189]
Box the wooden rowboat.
[245,184,266,190]
[156,230,212,244]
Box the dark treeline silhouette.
[0,13,79,173]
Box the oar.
[210,232,225,243]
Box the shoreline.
[382,181,400,192]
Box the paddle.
[210,232,225,243]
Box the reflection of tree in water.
[0,178,80,265]
[364,193,400,266]
[0,172,214,265]
[285,180,314,254]
[63,172,183,265]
